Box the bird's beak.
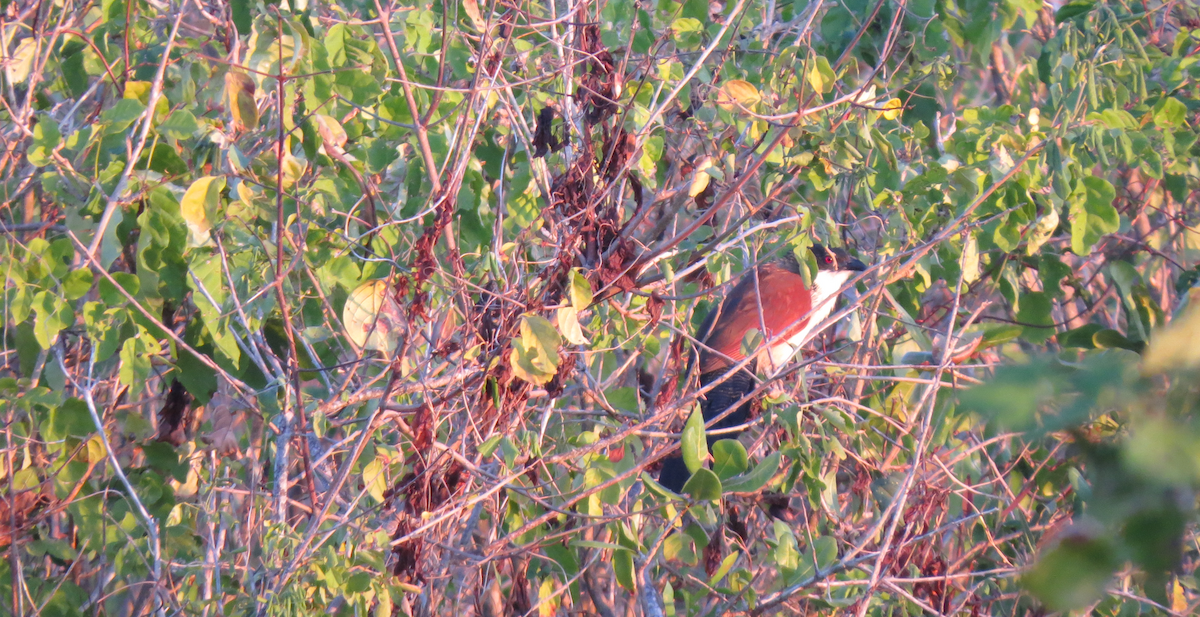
[845,257,867,272]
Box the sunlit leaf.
[342,280,405,354]
[722,80,760,108]
[180,176,225,246]
[556,306,589,345]
[225,72,258,131]
[806,55,835,94]
[569,269,593,310]
[681,405,708,474]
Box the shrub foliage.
[1,0,1199,615]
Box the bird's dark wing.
[657,364,758,494]
[659,262,812,494]
[698,263,813,374]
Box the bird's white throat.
[765,269,854,371]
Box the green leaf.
[62,269,93,301]
[1016,291,1055,344]
[44,398,95,441]
[98,272,140,304]
[711,439,748,479]
[345,572,372,594]
[1023,533,1119,611]
[1054,1,1095,23]
[141,441,186,482]
[83,302,126,362]
[32,291,74,349]
[27,116,61,167]
[682,468,722,501]
[641,472,680,499]
[158,110,199,140]
[723,451,781,493]
[102,98,145,134]
[28,538,76,562]
[229,0,251,32]
[1092,329,1144,353]
[681,405,708,474]
[1069,177,1118,255]
[1153,97,1188,129]
[613,549,635,590]
[771,519,799,570]
[980,324,1023,348]
[670,17,703,34]
[812,536,838,569]
[118,329,157,390]
[1059,323,1103,349]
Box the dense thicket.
[2,0,1199,615]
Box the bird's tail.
[657,363,757,493]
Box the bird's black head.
[810,244,867,273]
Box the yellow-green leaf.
[225,72,258,131]
[180,176,225,246]
[569,268,593,309]
[689,156,714,198]
[722,79,760,107]
[342,280,405,354]
[881,97,903,120]
[556,306,589,345]
[511,314,561,384]
[806,55,835,94]
[681,405,708,474]
[313,114,347,149]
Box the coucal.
[658,243,867,493]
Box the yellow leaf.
[557,306,589,345]
[342,280,405,354]
[86,435,106,464]
[462,0,485,30]
[688,156,714,198]
[280,152,304,191]
[180,176,225,246]
[569,269,593,310]
[7,38,36,84]
[881,98,903,120]
[805,56,834,94]
[722,80,760,108]
[1171,579,1187,614]
[362,458,387,503]
[961,232,980,284]
[511,314,561,384]
[537,578,559,617]
[313,114,347,149]
[124,81,153,104]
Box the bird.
[658,243,867,493]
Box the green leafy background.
[1,0,1199,615]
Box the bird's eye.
[825,255,833,264]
